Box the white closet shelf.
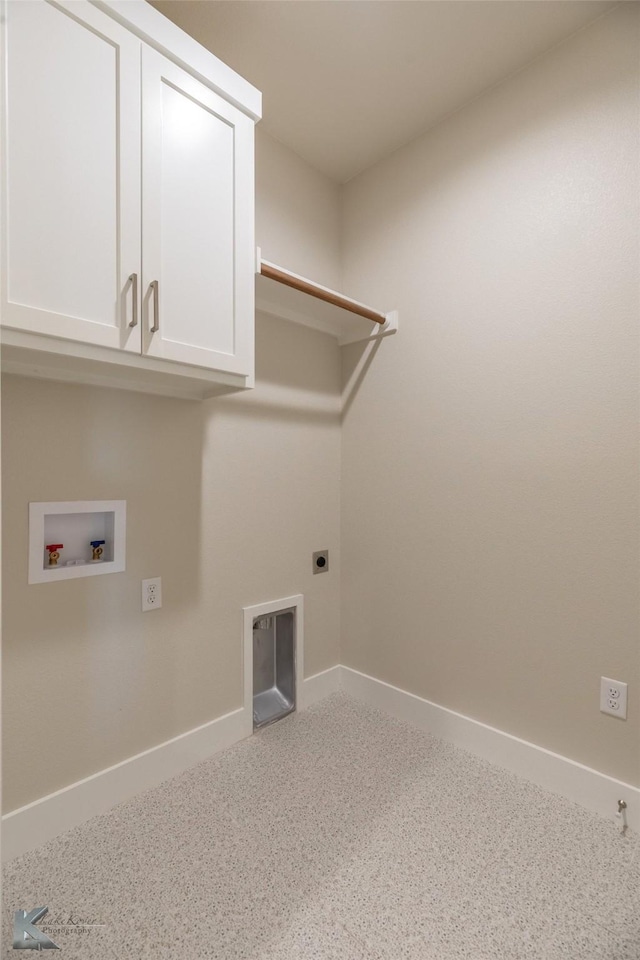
[255,252,398,346]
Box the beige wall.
[340,4,640,785]
[256,128,342,289]
[1,138,342,813]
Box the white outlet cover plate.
[600,676,627,719]
[142,577,162,611]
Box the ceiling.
[151,0,616,183]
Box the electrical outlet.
[142,577,162,612]
[600,676,627,719]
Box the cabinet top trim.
[90,0,262,121]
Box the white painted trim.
[2,706,248,861]
[242,594,304,737]
[300,664,341,709]
[340,666,640,832]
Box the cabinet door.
[1,0,141,352]
[141,47,254,376]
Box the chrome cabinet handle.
[150,280,159,333]
[128,273,138,328]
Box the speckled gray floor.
[3,693,639,959]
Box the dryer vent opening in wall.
[253,608,296,729]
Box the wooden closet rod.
[260,261,386,325]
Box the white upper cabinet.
[2,0,141,353]
[141,48,254,375]
[1,0,260,397]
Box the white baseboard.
[4,663,635,860]
[340,665,640,833]
[300,664,342,708]
[1,666,341,862]
[1,706,249,862]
